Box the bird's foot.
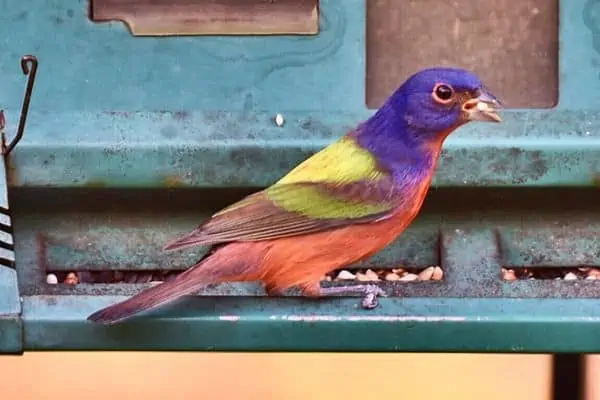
[320,284,387,309]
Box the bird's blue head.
[362,67,502,152]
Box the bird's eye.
[432,84,454,103]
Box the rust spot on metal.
[5,161,19,186]
[162,175,186,188]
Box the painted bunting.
[88,67,502,324]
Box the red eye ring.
[432,83,454,104]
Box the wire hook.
[2,55,38,156]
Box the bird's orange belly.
[256,204,424,293]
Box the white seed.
[399,273,418,282]
[356,271,378,282]
[431,266,444,281]
[502,269,517,281]
[46,273,58,285]
[65,272,79,285]
[274,113,285,127]
[588,268,600,278]
[364,269,379,281]
[586,275,597,280]
[149,281,163,285]
[385,273,401,281]
[476,101,487,111]
[564,272,578,280]
[355,273,368,281]
[392,267,405,274]
[418,266,435,281]
[336,270,356,280]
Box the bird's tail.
[87,255,225,325]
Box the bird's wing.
[163,178,401,251]
[163,134,404,251]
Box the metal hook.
[2,55,38,156]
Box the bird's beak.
[462,90,503,123]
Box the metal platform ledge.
[19,296,600,353]
[3,110,600,188]
[8,214,600,353]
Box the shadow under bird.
[88,67,503,324]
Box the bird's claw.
[320,283,387,310]
[360,284,387,310]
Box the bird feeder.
[2,0,599,354]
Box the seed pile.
[45,266,444,285]
[323,266,444,282]
[47,266,600,285]
[502,267,600,281]
[45,270,182,285]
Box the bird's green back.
[264,135,393,219]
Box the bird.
[87,67,502,324]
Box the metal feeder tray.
[2,0,600,354]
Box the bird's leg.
[302,282,387,310]
[321,284,387,309]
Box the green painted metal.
[0,265,21,354]
[1,0,600,353]
[0,158,22,354]
[5,110,600,188]
[10,186,600,352]
[0,1,595,189]
[21,296,600,353]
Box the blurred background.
[4,352,600,398]
[1,353,553,399]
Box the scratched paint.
[273,315,467,322]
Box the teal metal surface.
[11,187,600,352]
[0,155,22,354]
[0,55,37,354]
[1,0,600,352]
[0,0,594,189]
[5,110,600,188]
[21,296,600,353]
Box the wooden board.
[90,0,319,36]
[366,0,558,109]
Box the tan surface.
[90,0,319,36]
[586,356,600,399]
[1,353,551,399]
[366,0,558,108]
